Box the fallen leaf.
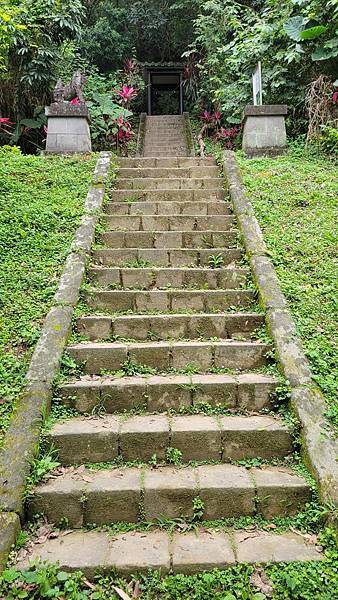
[112,586,133,600]
[83,579,96,590]
[265,523,277,529]
[81,475,94,483]
[133,580,141,597]
[250,566,273,598]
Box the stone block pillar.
[242,105,287,158]
[45,102,91,154]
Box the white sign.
[252,61,262,106]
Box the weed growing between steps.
[237,146,337,430]
[1,528,336,599]
[0,152,97,446]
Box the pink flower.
[201,111,212,123]
[0,117,14,132]
[212,111,222,124]
[114,85,138,104]
[218,126,238,139]
[43,125,48,134]
[70,97,80,105]
[332,90,338,103]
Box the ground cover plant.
[0,148,96,446]
[237,145,338,430]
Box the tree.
[0,1,24,72]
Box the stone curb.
[0,513,21,571]
[136,113,147,157]
[183,112,195,157]
[223,150,338,510]
[0,152,112,569]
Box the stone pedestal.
[242,105,287,158]
[45,102,91,154]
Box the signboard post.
[252,61,262,106]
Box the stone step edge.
[17,528,323,577]
[28,464,311,527]
[91,247,243,268]
[67,340,271,376]
[76,313,264,342]
[59,372,279,414]
[47,414,292,465]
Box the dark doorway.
[142,64,184,115]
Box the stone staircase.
[143,115,188,156]
[19,117,322,576]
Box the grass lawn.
[0,150,96,446]
[237,147,338,431]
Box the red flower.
[218,126,238,139]
[70,97,80,105]
[0,117,15,132]
[212,111,222,125]
[114,85,138,104]
[201,111,212,123]
[332,90,338,103]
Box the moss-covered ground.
[0,149,96,446]
[237,146,337,431]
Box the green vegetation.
[237,146,338,429]
[0,149,96,445]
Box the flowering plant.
[114,85,138,105]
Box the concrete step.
[109,189,227,203]
[47,414,293,466]
[92,247,242,267]
[100,230,237,249]
[67,340,271,374]
[88,266,248,289]
[28,464,311,526]
[103,214,236,231]
[143,152,189,157]
[77,312,264,342]
[118,157,216,168]
[59,372,279,414]
[114,178,223,191]
[106,200,231,215]
[118,167,219,179]
[86,289,255,313]
[17,528,323,577]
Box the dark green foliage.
[188,0,337,133]
[80,4,134,73]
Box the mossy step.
[77,312,264,342]
[92,247,242,267]
[109,190,227,203]
[86,289,254,313]
[47,414,293,465]
[114,178,223,190]
[103,214,236,231]
[17,528,322,577]
[67,340,272,374]
[88,266,248,289]
[28,464,311,526]
[118,157,216,168]
[100,230,237,249]
[106,200,231,215]
[117,167,219,179]
[59,372,279,414]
